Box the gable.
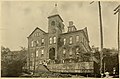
[28,27,46,38]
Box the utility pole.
[98,1,104,77]
[114,4,120,77]
[90,1,104,77]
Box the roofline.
[48,14,63,22]
[61,29,82,35]
[61,28,89,42]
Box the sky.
[1,1,120,51]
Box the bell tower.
[47,4,64,60]
[48,4,64,34]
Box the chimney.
[69,21,73,26]
[68,21,77,32]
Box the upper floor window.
[36,40,39,46]
[31,53,34,57]
[31,41,34,47]
[69,36,73,44]
[34,33,40,37]
[76,47,79,55]
[51,21,55,26]
[53,36,56,43]
[63,49,66,55]
[49,37,52,44]
[36,50,39,57]
[63,38,66,45]
[41,49,44,55]
[69,49,72,56]
[76,35,79,42]
[41,38,44,45]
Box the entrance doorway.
[49,48,55,60]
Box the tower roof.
[50,3,59,16]
[48,3,63,22]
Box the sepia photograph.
[1,0,120,78]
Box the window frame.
[63,38,66,45]
[41,49,44,55]
[36,50,39,57]
[76,35,79,42]
[53,36,56,44]
[49,37,52,44]
[69,36,73,44]
[69,49,72,56]
[63,49,66,55]
[41,38,44,45]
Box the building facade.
[27,5,93,71]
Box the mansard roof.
[61,27,89,42]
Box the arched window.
[69,49,72,55]
[53,36,56,43]
[63,49,66,55]
[31,53,33,57]
[76,47,79,55]
[36,50,39,57]
[76,35,79,42]
[41,49,44,55]
[69,36,73,44]
[51,21,55,26]
[63,38,66,45]
[41,38,44,45]
[36,40,39,45]
[49,37,52,44]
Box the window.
[53,36,56,43]
[69,49,72,55]
[36,40,39,46]
[36,50,39,57]
[31,53,34,57]
[41,38,44,45]
[49,37,52,44]
[63,38,66,45]
[63,49,66,55]
[76,48,79,55]
[31,41,34,47]
[51,21,55,26]
[41,49,44,55]
[76,35,79,42]
[62,60,65,63]
[69,36,73,44]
